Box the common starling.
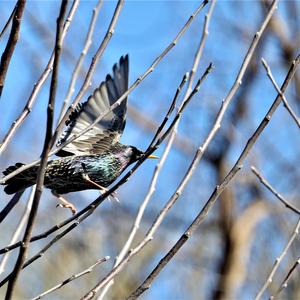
[2,55,157,196]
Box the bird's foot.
[82,174,120,203]
[52,192,77,215]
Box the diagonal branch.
[31,256,110,300]
[0,0,26,99]
[251,166,300,215]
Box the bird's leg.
[52,191,77,215]
[80,166,120,203]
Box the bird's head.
[124,146,158,164]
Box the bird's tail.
[2,163,38,194]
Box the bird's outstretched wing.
[56,55,129,157]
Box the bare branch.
[0,191,24,224]
[0,5,16,40]
[31,256,110,300]
[270,257,300,300]
[256,218,300,300]
[251,166,300,215]
[0,0,26,99]
[0,186,35,275]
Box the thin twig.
[0,0,209,185]
[0,0,26,99]
[0,0,79,156]
[251,166,300,215]
[58,0,103,122]
[270,257,300,300]
[0,5,16,40]
[31,256,110,300]
[261,58,300,128]
[0,191,24,223]
[0,186,35,275]
[127,52,300,300]
[4,2,68,299]
[255,219,300,300]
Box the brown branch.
[0,0,26,99]
[251,166,300,215]
[126,55,300,300]
[4,2,68,299]
[0,5,16,40]
[0,0,79,155]
[0,191,24,223]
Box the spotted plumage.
[2,55,156,195]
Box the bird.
[2,55,157,209]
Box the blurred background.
[0,0,299,299]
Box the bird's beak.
[148,154,159,159]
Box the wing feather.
[56,55,129,156]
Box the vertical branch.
[4,2,68,299]
[0,0,26,98]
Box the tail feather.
[2,163,38,194]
